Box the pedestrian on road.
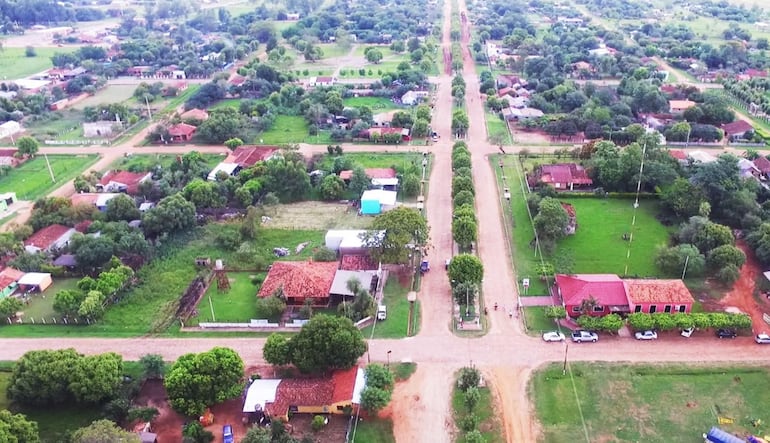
[494,302,498,311]
[509,310,513,319]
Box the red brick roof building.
[98,170,152,195]
[721,120,754,139]
[229,146,280,167]
[167,123,196,142]
[24,224,76,254]
[258,261,338,306]
[624,279,694,314]
[532,163,593,191]
[753,156,770,175]
[339,255,378,271]
[667,149,688,161]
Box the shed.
[17,272,53,292]
[138,432,158,443]
[330,270,376,297]
[53,254,78,268]
[704,427,746,443]
[207,162,240,181]
[360,190,398,215]
[243,379,282,413]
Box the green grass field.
[523,306,559,334]
[109,153,224,172]
[343,96,400,111]
[257,115,310,144]
[23,111,83,141]
[71,84,137,110]
[452,373,503,443]
[351,418,395,443]
[0,47,77,80]
[191,272,266,323]
[485,110,512,145]
[315,152,425,174]
[20,278,80,321]
[210,98,242,110]
[0,154,99,201]
[533,363,770,443]
[360,278,415,339]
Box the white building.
[0,121,22,140]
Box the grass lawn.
[343,96,400,111]
[24,110,83,140]
[109,153,224,172]
[351,418,395,443]
[262,201,373,230]
[0,226,323,337]
[0,154,99,201]
[210,98,242,110]
[393,362,417,381]
[452,373,504,443]
[317,43,350,59]
[533,363,770,443]
[360,278,414,339]
[315,152,425,174]
[71,84,137,110]
[0,47,77,80]
[485,110,512,145]
[256,115,309,144]
[190,272,266,324]
[523,306,560,334]
[20,278,80,321]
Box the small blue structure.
[360,194,381,215]
[705,427,746,443]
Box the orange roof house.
[668,100,697,114]
[258,261,338,306]
[531,163,592,191]
[229,146,280,167]
[167,123,196,142]
[24,224,76,254]
[624,279,695,314]
[98,171,152,195]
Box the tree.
[365,363,394,390]
[660,178,706,219]
[401,173,421,197]
[655,244,705,277]
[691,221,734,254]
[224,138,244,150]
[452,216,477,250]
[0,297,23,318]
[71,235,115,272]
[451,281,477,306]
[347,165,370,197]
[164,347,244,416]
[365,48,383,64]
[68,353,123,404]
[8,349,81,406]
[464,386,480,412]
[0,410,39,443]
[451,109,469,135]
[367,207,429,264]
[256,296,286,319]
[142,194,197,237]
[360,386,390,413]
[197,108,249,143]
[182,421,214,443]
[263,333,292,366]
[533,197,569,250]
[707,244,746,271]
[263,157,311,203]
[448,254,484,285]
[453,190,474,208]
[747,223,770,265]
[139,354,165,380]
[72,420,139,443]
[452,176,475,197]
[241,427,272,443]
[16,136,39,157]
[320,174,345,200]
[105,194,140,222]
[715,264,741,286]
[286,314,367,373]
[183,179,224,209]
[457,366,480,392]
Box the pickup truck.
[571,330,598,343]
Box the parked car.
[376,305,387,321]
[420,260,430,273]
[223,424,234,443]
[716,329,737,339]
[634,330,658,340]
[681,327,694,338]
[755,333,770,344]
[571,330,598,343]
[542,331,566,342]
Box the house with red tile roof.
[167,123,196,142]
[0,268,24,298]
[624,279,694,314]
[229,146,281,167]
[668,100,697,114]
[340,255,378,271]
[667,149,688,162]
[24,224,76,254]
[554,274,695,318]
[180,108,209,122]
[721,120,754,141]
[242,366,366,422]
[98,171,152,195]
[258,261,339,306]
[753,156,770,178]
[531,163,593,191]
[70,193,123,211]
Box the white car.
[635,330,658,340]
[681,327,694,338]
[542,331,566,342]
[756,333,770,344]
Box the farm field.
[533,363,770,443]
[0,46,77,80]
[0,154,99,201]
[71,84,137,110]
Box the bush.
[544,306,566,319]
[311,415,326,432]
[256,296,286,320]
[459,414,479,432]
[457,367,480,392]
[313,247,338,262]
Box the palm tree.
[578,295,599,316]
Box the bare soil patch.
[261,201,373,230]
[720,241,767,333]
[134,379,185,443]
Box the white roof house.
[17,272,53,292]
[325,230,384,251]
[242,379,282,413]
[361,189,397,206]
[688,150,718,164]
[330,270,376,296]
[0,121,22,139]
[371,177,399,187]
[207,162,240,181]
[401,90,429,106]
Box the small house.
[17,272,53,293]
[360,189,398,215]
[307,76,335,87]
[229,146,281,167]
[339,168,399,190]
[624,279,694,314]
[167,123,196,143]
[554,274,629,318]
[207,163,241,181]
[721,120,753,141]
[0,268,24,298]
[401,90,430,106]
[502,107,544,121]
[325,230,384,254]
[668,100,696,114]
[753,156,770,179]
[98,171,152,195]
[531,163,592,190]
[0,121,22,140]
[24,224,76,254]
[83,121,118,138]
[70,193,123,211]
[258,260,338,306]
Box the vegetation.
[452,366,502,443]
[368,207,429,264]
[360,364,395,413]
[0,155,99,201]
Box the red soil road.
[721,241,769,334]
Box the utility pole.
[44,153,55,183]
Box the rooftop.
[258,261,338,299]
[624,279,695,305]
[229,145,280,167]
[555,274,628,306]
[168,123,197,137]
[340,255,378,271]
[721,120,753,135]
[24,224,72,250]
[538,163,592,185]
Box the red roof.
[168,123,197,137]
[229,74,246,86]
[340,255,377,271]
[100,170,150,195]
[745,68,767,78]
[668,150,687,160]
[70,193,100,207]
[0,149,18,157]
[24,224,72,250]
[0,268,24,281]
[721,120,753,135]
[74,220,93,233]
[0,275,16,290]
[624,279,694,305]
[539,164,592,186]
[339,168,397,180]
[229,146,279,167]
[266,366,359,417]
[555,274,628,306]
[753,156,770,173]
[258,261,338,299]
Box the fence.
[5,315,90,326]
[44,138,109,145]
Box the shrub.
[544,306,566,319]
[457,367,480,392]
[311,415,326,432]
[459,414,479,432]
[313,247,338,262]
[256,296,286,320]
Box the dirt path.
[487,366,540,442]
[721,240,768,333]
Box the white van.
[377,305,387,320]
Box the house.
[366,127,411,142]
[502,107,544,121]
[721,120,753,141]
[687,150,718,164]
[360,189,398,215]
[624,279,694,314]
[496,74,527,89]
[531,163,593,190]
[325,230,384,254]
[286,12,301,20]
[70,193,123,211]
[668,100,696,114]
[207,163,241,181]
[53,254,78,269]
[167,123,196,142]
[242,366,365,422]
[340,254,379,271]
[228,74,246,87]
[98,171,152,195]
[0,150,19,168]
[401,90,430,106]
[180,108,209,122]
[330,269,378,300]
[83,121,118,138]
[24,224,76,254]
[571,61,594,73]
[485,42,502,61]
[258,261,338,306]
[753,156,770,179]
[17,272,53,293]
[0,121,22,140]
[554,274,632,317]
[500,95,529,109]
[0,268,24,298]
[126,66,152,77]
[307,76,335,87]
[339,168,398,188]
[667,149,688,163]
[229,146,281,167]
[737,158,760,179]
